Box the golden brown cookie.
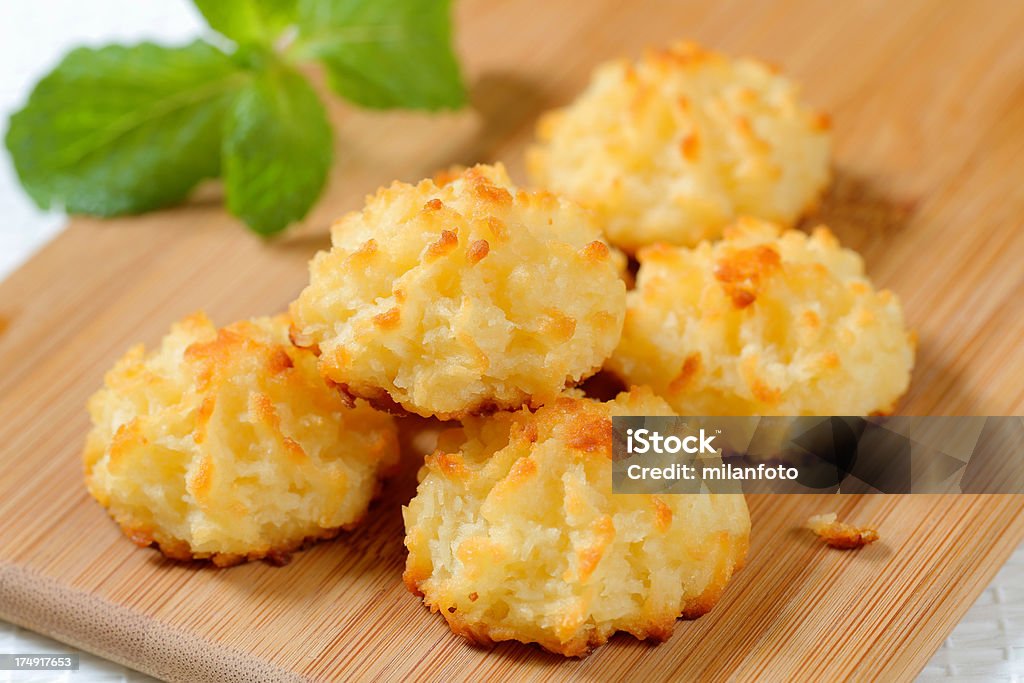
[84,313,399,566]
[403,387,750,656]
[528,42,831,252]
[290,163,626,419]
[608,218,915,415]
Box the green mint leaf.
[223,62,332,235]
[5,41,244,216]
[193,0,298,45]
[294,0,466,110]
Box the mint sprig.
[224,62,333,236]
[193,0,299,46]
[4,0,466,236]
[6,41,241,216]
[294,0,466,110]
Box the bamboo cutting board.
[2,0,1024,680]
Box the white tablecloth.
[0,2,1020,680]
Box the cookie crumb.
[807,512,879,549]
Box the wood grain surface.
[2,0,1024,680]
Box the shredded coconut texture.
[608,218,915,416]
[403,388,750,656]
[84,313,399,566]
[291,163,626,419]
[528,41,831,252]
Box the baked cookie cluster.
[84,41,914,658]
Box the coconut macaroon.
[608,218,915,416]
[84,313,399,567]
[290,163,626,420]
[403,388,750,656]
[527,41,831,253]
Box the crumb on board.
[807,512,879,549]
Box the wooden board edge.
[0,562,301,683]
[889,503,1024,680]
